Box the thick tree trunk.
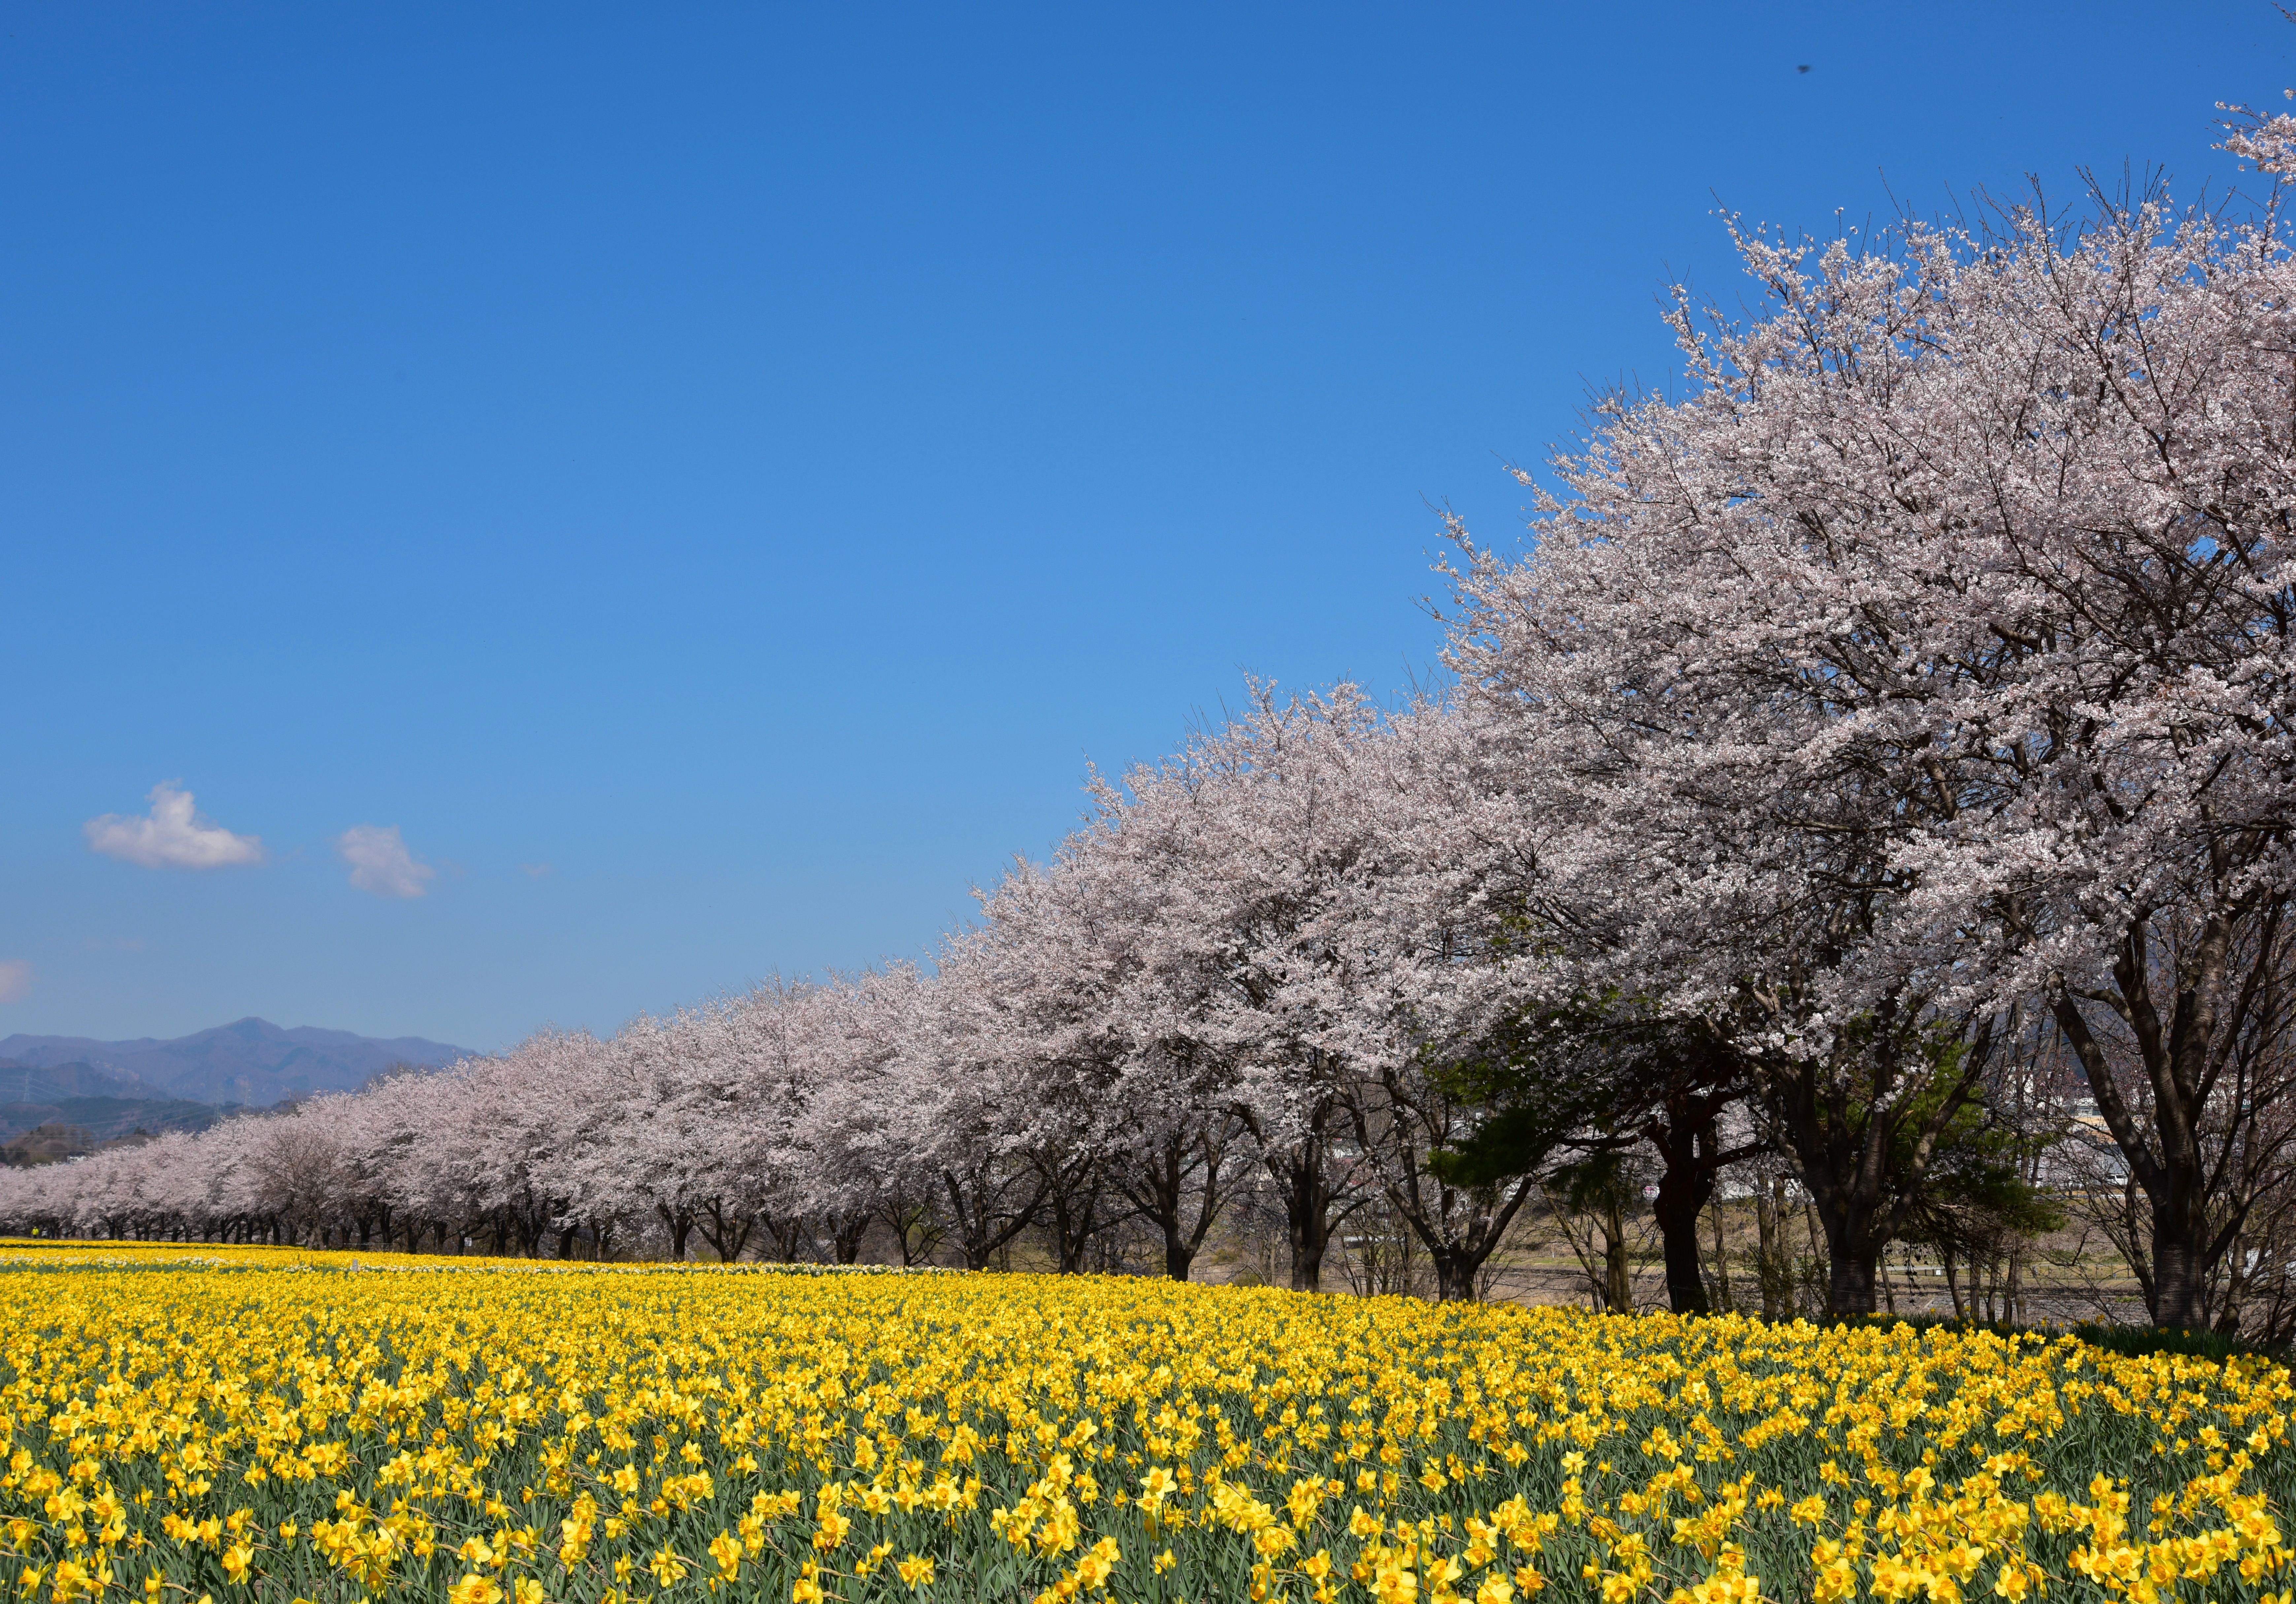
[1044,1159,1103,1273]
[1429,1248,1478,1302]
[1285,1156,1341,1294]
[1764,1004,1986,1322]
[1828,1246,1879,1319]
[1286,1187,1330,1293]
[2151,1203,2207,1331]
[1796,1188,1888,1318]
[1649,1164,1709,1315]
[1654,1187,1708,1316]
[1053,1197,1098,1273]
[1253,1101,1354,1294]
[655,1204,694,1261]
[1642,1075,1752,1316]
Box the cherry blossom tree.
[1446,122,2296,1321]
[1022,684,1547,1296]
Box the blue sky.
[3,2,2288,1051]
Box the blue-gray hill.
[0,1018,472,1107]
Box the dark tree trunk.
[1114,1124,1237,1283]
[2047,906,2287,1331]
[1344,1069,1539,1303]
[655,1204,695,1262]
[1250,1098,1358,1294]
[1428,1246,1478,1302]
[1652,1176,1709,1317]
[1631,1040,1764,1315]
[1039,1153,1104,1274]
[942,1162,1048,1272]
[696,1200,752,1263]
[1645,1094,1736,1316]
[1828,1246,1879,1319]
[1279,1146,1335,1293]
[2152,1206,2205,1331]
[1052,1187,1100,1273]
[1763,999,1987,1320]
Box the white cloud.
[335,824,435,899]
[519,862,555,878]
[84,782,264,869]
[0,961,30,1004]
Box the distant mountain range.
[0,1017,472,1108]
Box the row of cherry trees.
[10,105,2296,1326]
[0,690,1546,1299]
[0,697,1541,1281]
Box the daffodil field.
[4,1247,2295,1604]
